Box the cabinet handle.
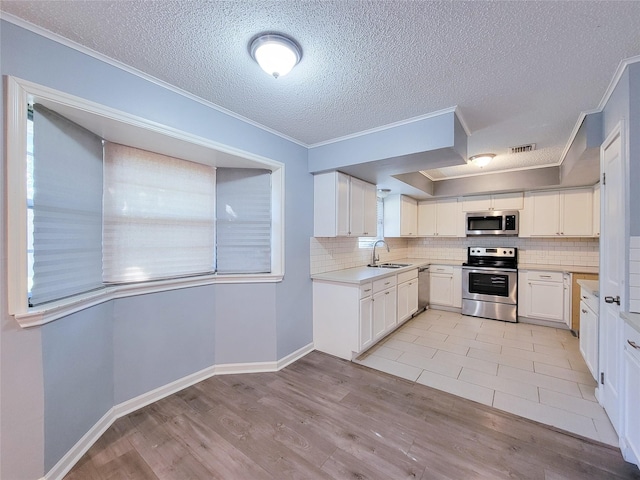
[384,281,391,286]
[628,340,640,350]
[385,291,390,295]
[582,309,588,314]
[540,275,552,278]
[364,289,371,293]
[582,295,588,300]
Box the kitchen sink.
[367,263,411,269]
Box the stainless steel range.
[462,247,518,323]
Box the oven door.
[462,267,517,305]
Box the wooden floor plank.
[64,351,640,480]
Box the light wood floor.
[65,351,639,479]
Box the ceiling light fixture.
[377,188,391,198]
[250,33,302,79]
[467,153,496,168]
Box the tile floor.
[356,308,619,446]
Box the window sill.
[14,273,284,328]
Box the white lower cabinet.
[397,269,419,323]
[359,294,374,351]
[429,265,462,309]
[372,276,397,337]
[518,270,570,327]
[579,292,599,381]
[622,322,640,466]
[313,274,398,360]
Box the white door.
[599,126,625,434]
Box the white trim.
[453,106,472,137]
[41,345,314,480]
[43,408,115,480]
[16,273,284,328]
[6,76,286,326]
[277,342,315,369]
[0,12,307,148]
[597,55,640,112]
[420,162,564,183]
[213,361,278,375]
[558,56,640,169]
[308,106,459,148]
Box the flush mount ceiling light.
[250,33,302,79]
[377,188,391,198]
[467,153,496,168]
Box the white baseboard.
[43,343,314,480]
[44,408,115,480]
[277,342,314,369]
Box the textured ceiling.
[2,1,640,180]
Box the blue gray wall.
[1,20,312,478]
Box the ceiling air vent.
[509,144,536,154]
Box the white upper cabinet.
[418,198,463,237]
[314,171,377,237]
[349,177,377,237]
[384,194,418,237]
[521,187,594,237]
[462,192,524,212]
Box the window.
[6,76,285,325]
[103,142,216,283]
[216,168,272,274]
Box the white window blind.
[216,168,271,274]
[30,105,104,305]
[103,142,216,283]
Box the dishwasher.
[417,266,430,314]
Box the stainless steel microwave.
[465,211,519,236]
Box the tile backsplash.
[310,236,599,275]
[630,236,640,313]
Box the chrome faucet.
[370,239,390,266]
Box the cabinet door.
[401,196,418,236]
[528,191,560,236]
[492,192,524,210]
[526,280,564,321]
[579,301,598,380]
[359,296,373,350]
[417,201,437,236]
[561,188,593,236]
[372,291,387,339]
[397,281,410,323]
[336,172,351,236]
[383,287,397,331]
[349,177,366,236]
[436,199,460,236]
[623,338,640,465]
[430,273,453,306]
[362,181,378,237]
[462,195,491,212]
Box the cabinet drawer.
[580,288,599,314]
[625,322,640,362]
[373,275,397,294]
[430,265,453,275]
[360,282,373,298]
[526,271,563,283]
[397,269,418,284]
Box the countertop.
[519,264,599,274]
[577,279,599,296]
[621,312,640,335]
[311,258,431,285]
